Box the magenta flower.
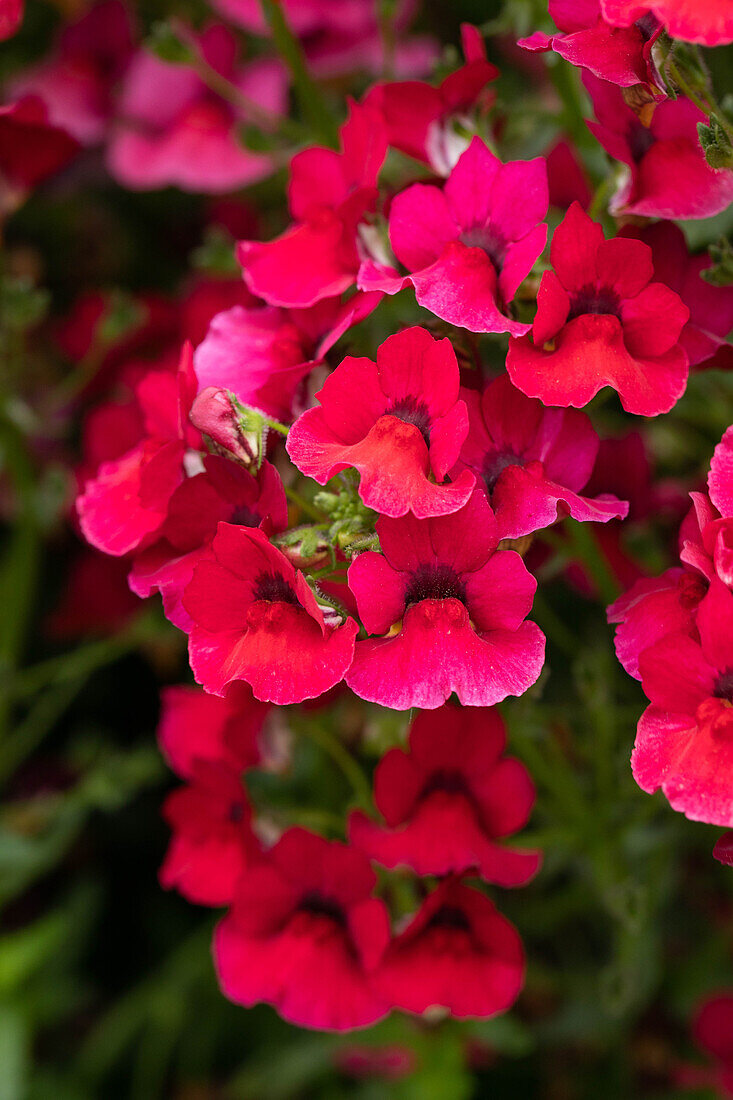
[455,374,628,540]
[349,705,540,885]
[183,523,358,703]
[214,828,390,1031]
[359,137,548,335]
[130,457,288,630]
[345,489,545,710]
[0,0,22,41]
[157,682,269,780]
[374,878,525,1019]
[584,73,733,219]
[107,24,287,193]
[237,101,387,308]
[601,0,733,46]
[160,761,261,907]
[287,326,474,519]
[633,579,733,826]
[520,0,663,92]
[194,291,382,423]
[621,222,733,373]
[506,202,689,416]
[0,95,79,192]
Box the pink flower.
[374,878,525,1019]
[345,489,545,710]
[633,579,733,826]
[160,761,261,907]
[194,290,382,422]
[601,0,733,46]
[287,327,475,519]
[608,568,707,680]
[520,0,663,92]
[0,0,22,41]
[237,101,387,308]
[363,24,498,174]
[713,833,733,867]
[349,704,540,885]
[455,374,628,540]
[584,72,733,219]
[107,24,287,193]
[10,0,134,145]
[620,222,733,373]
[183,523,358,703]
[130,457,287,630]
[156,682,269,780]
[688,994,733,1096]
[506,202,689,416]
[546,137,593,210]
[680,430,733,589]
[77,345,200,557]
[0,96,79,196]
[359,137,548,336]
[214,828,390,1030]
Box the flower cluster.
[46,0,733,1039]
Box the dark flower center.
[483,450,522,491]
[636,13,659,41]
[230,504,261,527]
[420,768,469,800]
[627,121,656,162]
[459,226,507,269]
[387,396,432,447]
[253,571,299,604]
[298,890,347,928]
[427,905,471,932]
[714,669,733,703]
[228,801,246,823]
[567,285,621,321]
[405,564,466,606]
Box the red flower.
[183,523,358,702]
[130,456,287,630]
[346,489,545,710]
[633,579,733,825]
[601,0,733,46]
[455,374,628,540]
[713,833,733,867]
[287,326,475,519]
[0,0,22,41]
[160,761,260,907]
[194,290,382,423]
[214,828,390,1030]
[156,682,269,780]
[584,73,733,219]
[520,0,663,92]
[688,994,733,1096]
[77,344,200,556]
[0,96,79,194]
[506,202,689,416]
[349,705,540,885]
[359,137,548,336]
[237,100,387,308]
[375,878,525,1019]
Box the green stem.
[284,486,324,523]
[295,718,373,810]
[258,0,338,145]
[564,520,620,607]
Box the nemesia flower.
[679,428,733,589]
[214,828,390,1030]
[682,994,733,1096]
[107,24,287,193]
[179,272,256,347]
[0,96,79,197]
[506,202,690,416]
[183,523,358,702]
[349,705,541,885]
[346,489,545,710]
[77,344,199,557]
[633,578,733,825]
[713,833,733,867]
[363,24,498,174]
[359,137,548,336]
[455,374,628,540]
[130,457,287,630]
[621,222,733,373]
[375,878,525,1019]
[519,0,663,92]
[10,0,134,145]
[46,548,139,639]
[156,682,269,780]
[0,0,22,41]
[601,0,733,47]
[237,101,387,308]
[194,290,382,422]
[287,326,475,519]
[546,137,593,210]
[160,761,261,906]
[584,73,733,219]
